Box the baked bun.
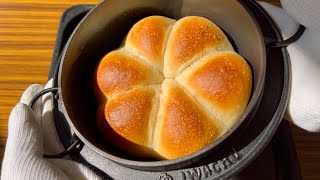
[94,16,252,160]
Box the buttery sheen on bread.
[94,16,252,160]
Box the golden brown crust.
[97,102,162,158]
[176,51,252,127]
[93,68,107,104]
[96,49,163,98]
[164,16,233,78]
[154,80,224,159]
[94,16,252,160]
[104,87,155,146]
[125,16,176,71]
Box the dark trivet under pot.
[47,1,301,180]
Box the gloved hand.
[259,0,320,132]
[1,79,100,180]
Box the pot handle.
[266,25,306,49]
[29,88,84,159]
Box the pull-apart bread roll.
[94,16,252,160]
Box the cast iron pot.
[55,0,267,171]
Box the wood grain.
[0,0,100,168]
[0,0,319,179]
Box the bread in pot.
[94,16,252,160]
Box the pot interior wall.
[59,0,265,165]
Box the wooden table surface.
[0,0,319,179]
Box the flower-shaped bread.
[94,16,252,160]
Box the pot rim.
[57,0,267,171]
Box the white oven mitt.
[2,2,320,179]
[258,0,320,132]
[1,79,101,180]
